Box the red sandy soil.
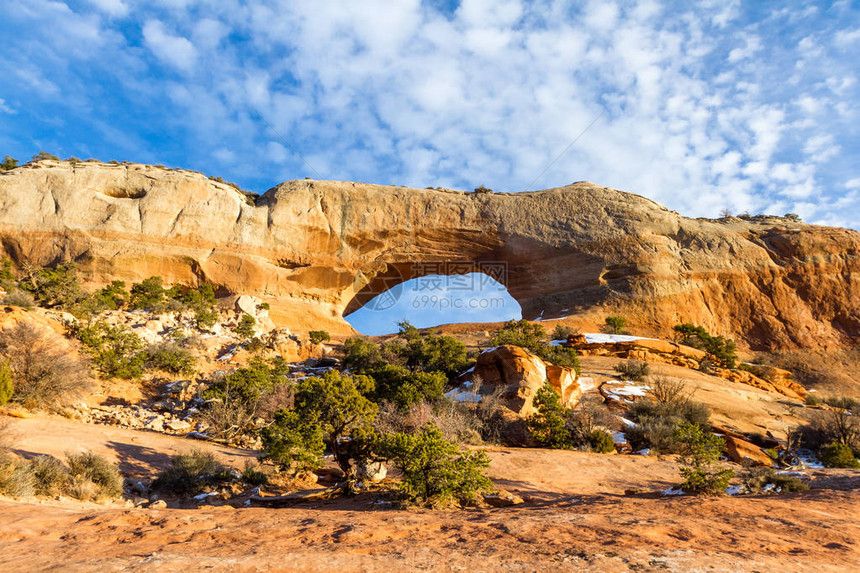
[2,414,859,572]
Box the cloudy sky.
[1,0,859,230]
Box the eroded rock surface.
[1,161,858,349]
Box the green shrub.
[259,409,325,476]
[389,322,471,377]
[73,320,145,379]
[292,370,377,473]
[309,330,330,345]
[819,442,860,468]
[743,466,808,493]
[19,262,85,308]
[65,451,123,500]
[491,319,546,349]
[365,363,446,410]
[31,150,59,162]
[602,316,628,335]
[614,360,650,382]
[588,429,616,453]
[0,156,18,171]
[674,423,734,495]
[129,276,165,310]
[526,382,572,449]
[378,423,492,505]
[194,307,219,329]
[342,337,383,372]
[241,461,269,486]
[673,323,737,369]
[153,450,233,496]
[491,319,580,373]
[551,324,577,340]
[0,361,12,406]
[804,394,822,406]
[144,342,196,376]
[626,398,710,453]
[234,313,256,339]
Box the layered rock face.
[1,161,858,350]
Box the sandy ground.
[2,414,859,572]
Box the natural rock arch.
[0,161,858,351]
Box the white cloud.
[2,0,859,228]
[728,34,761,62]
[803,134,840,163]
[0,98,14,114]
[88,0,129,17]
[142,19,197,72]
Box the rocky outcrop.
[470,345,580,417]
[1,160,858,349]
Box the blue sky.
[1,1,859,332]
[1,1,859,228]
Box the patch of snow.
[619,417,637,428]
[582,333,654,344]
[610,430,627,444]
[603,381,651,397]
[550,339,564,346]
[462,366,475,375]
[480,346,499,354]
[444,388,482,403]
[577,377,596,392]
[635,448,650,456]
[761,483,780,493]
[725,485,745,496]
[193,492,217,501]
[795,449,824,469]
[662,487,685,496]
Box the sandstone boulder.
[483,489,525,507]
[472,345,580,418]
[721,435,774,467]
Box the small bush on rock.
[491,320,580,373]
[153,450,233,496]
[673,323,738,369]
[144,342,196,376]
[743,466,808,493]
[674,422,734,495]
[819,442,860,468]
[526,383,572,449]
[614,360,650,382]
[588,429,616,453]
[30,455,69,496]
[309,330,331,345]
[602,316,628,335]
[377,423,492,506]
[65,451,123,501]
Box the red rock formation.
[1,160,858,350]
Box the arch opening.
[344,271,522,335]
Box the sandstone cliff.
[0,160,858,350]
